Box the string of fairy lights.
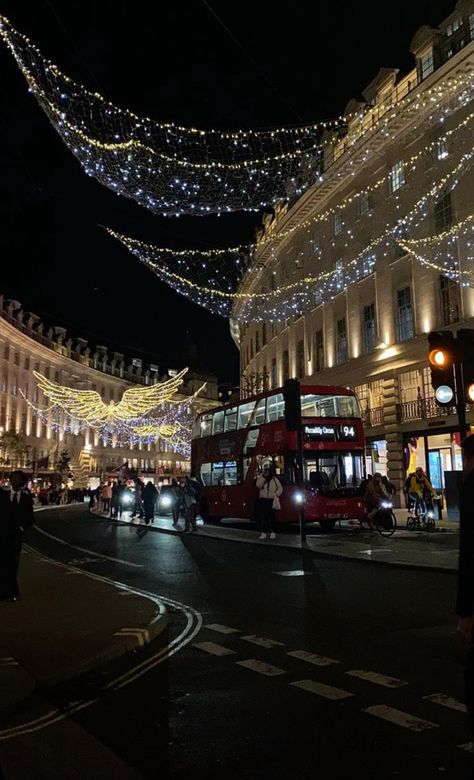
[1,15,474,217]
[21,371,206,456]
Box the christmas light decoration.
[1,15,473,216]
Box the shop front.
[365,439,388,477]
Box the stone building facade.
[232,0,474,503]
[0,295,218,486]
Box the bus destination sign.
[304,424,358,441]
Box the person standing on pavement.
[170,478,181,527]
[0,470,34,601]
[456,435,474,751]
[183,475,198,533]
[143,481,158,525]
[255,464,283,540]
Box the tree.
[54,449,73,487]
[0,429,27,470]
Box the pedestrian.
[170,478,181,527]
[131,479,144,519]
[183,475,198,533]
[102,482,112,513]
[255,464,283,540]
[456,435,474,752]
[110,481,119,518]
[143,481,158,525]
[0,470,34,601]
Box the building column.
[383,374,404,507]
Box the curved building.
[233,0,474,501]
[0,295,217,486]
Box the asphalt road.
[2,506,473,779]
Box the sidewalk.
[0,544,167,713]
[93,507,460,573]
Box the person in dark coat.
[456,435,474,743]
[143,481,158,525]
[0,470,34,601]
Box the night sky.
[0,0,456,384]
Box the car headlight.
[122,494,132,504]
[160,495,171,507]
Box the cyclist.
[364,472,389,526]
[407,467,435,517]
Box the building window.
[336,317,348,365]
[396,287,414,342]
[271,358,277,389]
[446,18,461,36]
[436,137,448,161]
[24,357,30,371]
[14,352,20,366]
[4,345,9,360]
[440,275,461,326]
[418,49,434,81]
[333,209,342,236]
[363,303,377,353]
[389,161,405,193]
[470,13,474,40]
[314,329,324,372]
[282,349,290,382]
[296,339,305,379]
[11,378,17,396]
[359,192,370,216]
[434,192,453,233]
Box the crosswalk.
[192,623,470,752]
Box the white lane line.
[458,741,474,752]
[204,624,240,635]
[32,525,143,568]
[423,693,467,713]
[291,679,353,700]
[287,650,339,667]
[236,659,286,676]
[274,570,313,577]
[242,635,285,649]
[364,704,439,732]
[193,642,236,657]
[346,670,407,688]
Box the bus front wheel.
[319,519,336,532]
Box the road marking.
[363,704,439,731]
[458,741,474,752]
[346,670,407,688]
[114,627,151,647]
[236,659,286,676]
[423,693,467,713]
[287,650,339,667]
[242,635,285,649]
[193,641,236,656]
[291,679,353,700]
[204,624,240,635]
[274,570,313,577]
[32,526,143,568]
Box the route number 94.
[341,425,356,439]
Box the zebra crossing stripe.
[242,635,285,649]
[193,642,236,656]
[346,670,407,688]
[423,693,467,713]
[204,624,240,635]
[236,659,286,676]
[287,650,339,667]
[291,679,353,700]
[364,704,439,731]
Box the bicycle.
[406,495,436,532]
[361,501,397,537]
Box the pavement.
[93,506,461,573]
[0,507,168,716]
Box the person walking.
[170,478,181,527]
[131,479,144,519]
[102,482,112,513]
[183,475,198,533]
[0,470,34,601]
[456,435,474,758]
[143,481,158,525]
[255,464,283,540]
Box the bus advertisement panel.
[191,385,366,529]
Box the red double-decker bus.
[191,385,366,529]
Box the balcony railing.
[397,398,458,423]
[362,407,384,428]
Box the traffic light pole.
[455,360,470,445]
[296,423,306,546]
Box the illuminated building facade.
[233,0,474,501]
[0,296,217,486]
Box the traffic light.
[283,378,302,431]
[428,330,456,405]
[457,329,474,404]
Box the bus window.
[304,453,364,489]
[192,418,201,439]
[301,394,360,418]
[238,401,255,428]
[224,407,238,432]
[224,461,238,485]
[243,427,259,455]
[213,410,225,435]
[337,395,360,418]
[200,463,212,486]
[200,414,213,437]
[266,393,284,422]
[254,398,266,425]
[212,462,225,485]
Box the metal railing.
[361,407,384,428]
[397,398,458,422]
